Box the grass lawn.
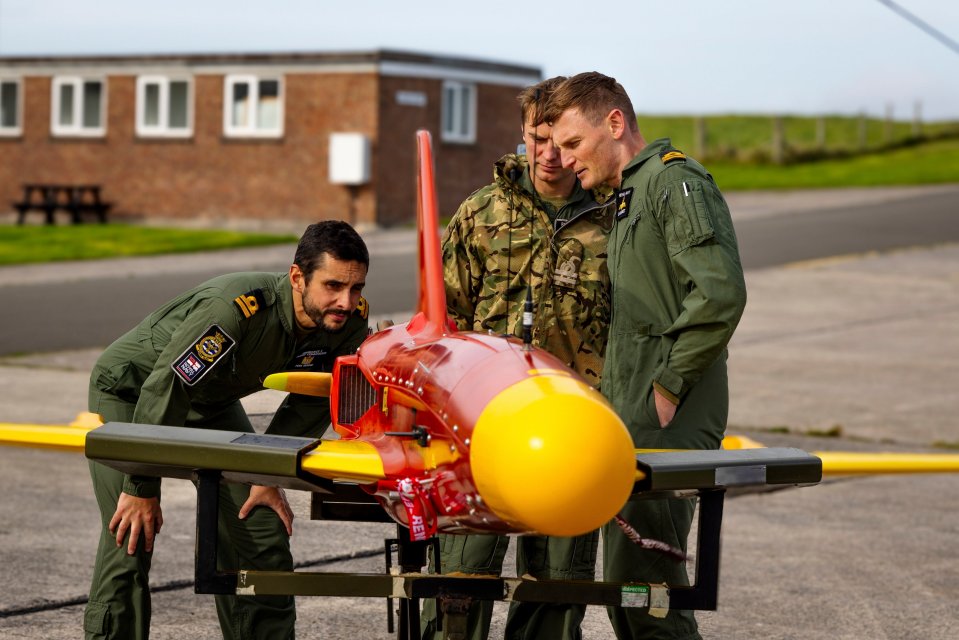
[0,225,298,266]
[710,137,959,190]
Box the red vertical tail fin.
[409,130,451,339]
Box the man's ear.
[289,264,305,293]
[607,109,626,139]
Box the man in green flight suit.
[83,221,370,640]
[546,73,747,640]
[420,77,614,640]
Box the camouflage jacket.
[442,153,614,386]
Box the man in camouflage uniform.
[84,221,370,640]
[547,73,747,640]
[420,77,614,640]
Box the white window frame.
[51,76,107,137]
[136,75,193,138]
[0,78,23,136]
[440,80,477,144]
[223,74,284,138]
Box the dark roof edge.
[0,49,541,76]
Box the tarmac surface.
[1,185,958,638]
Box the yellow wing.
[720,434,959,476]
[0,412,102,453]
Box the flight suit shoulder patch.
[171,324,236,386]
[354,296,370,320]
[234,289,266,319]
[660,149,686,164]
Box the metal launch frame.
[86,424,820,640]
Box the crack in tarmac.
[0,547,384,618]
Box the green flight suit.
[602,139,746,640]
[83,272,368,640]
[420,154,614,640]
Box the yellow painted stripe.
[0,423,90,453]
[300,439,386,483]
[817,451,959,476]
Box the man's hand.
[653,388,678,428]
[110,493,163,555]
[239,485,294,536]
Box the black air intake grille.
[338,364,376,424]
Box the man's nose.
[331,289,351,310]
[560,150,575,169]
[542,140,559,162]
[343,289,360,311]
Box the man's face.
[550,108,621,190]
[291,255,367,332]
[522,117,571,186]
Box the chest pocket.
[552,235,609,349]
[662,179,716,256]
[553,238,585,291]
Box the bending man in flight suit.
[420,77,614,640]
[83,220,370,640]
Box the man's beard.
[303,299,349,333]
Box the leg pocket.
[83,600,110,637]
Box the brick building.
[0,50,540,226]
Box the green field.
[637,113,959,160]
[636,113,959,189]
[0,225,297,266]
[710,137,959,190]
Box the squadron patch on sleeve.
[234,289,266,319]
[354,296,369,320]
[171,324,236,386]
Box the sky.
[0,0,957,121]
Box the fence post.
[884,103,894,145]
[858,112,868,151]
[694,116,707,159]
[772,116,785,165]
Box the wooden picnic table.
[13,183,112,225]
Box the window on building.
[441,80,476,144]
[136,76,192,137]
[0,79,22,135]
[52,77,105,136]
[224,75,283,137]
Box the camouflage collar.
[494,152,595,208]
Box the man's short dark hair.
[517,76,567,126]
[543,72,637,130]
[294,220,369,281]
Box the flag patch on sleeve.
[172,324,236,385]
